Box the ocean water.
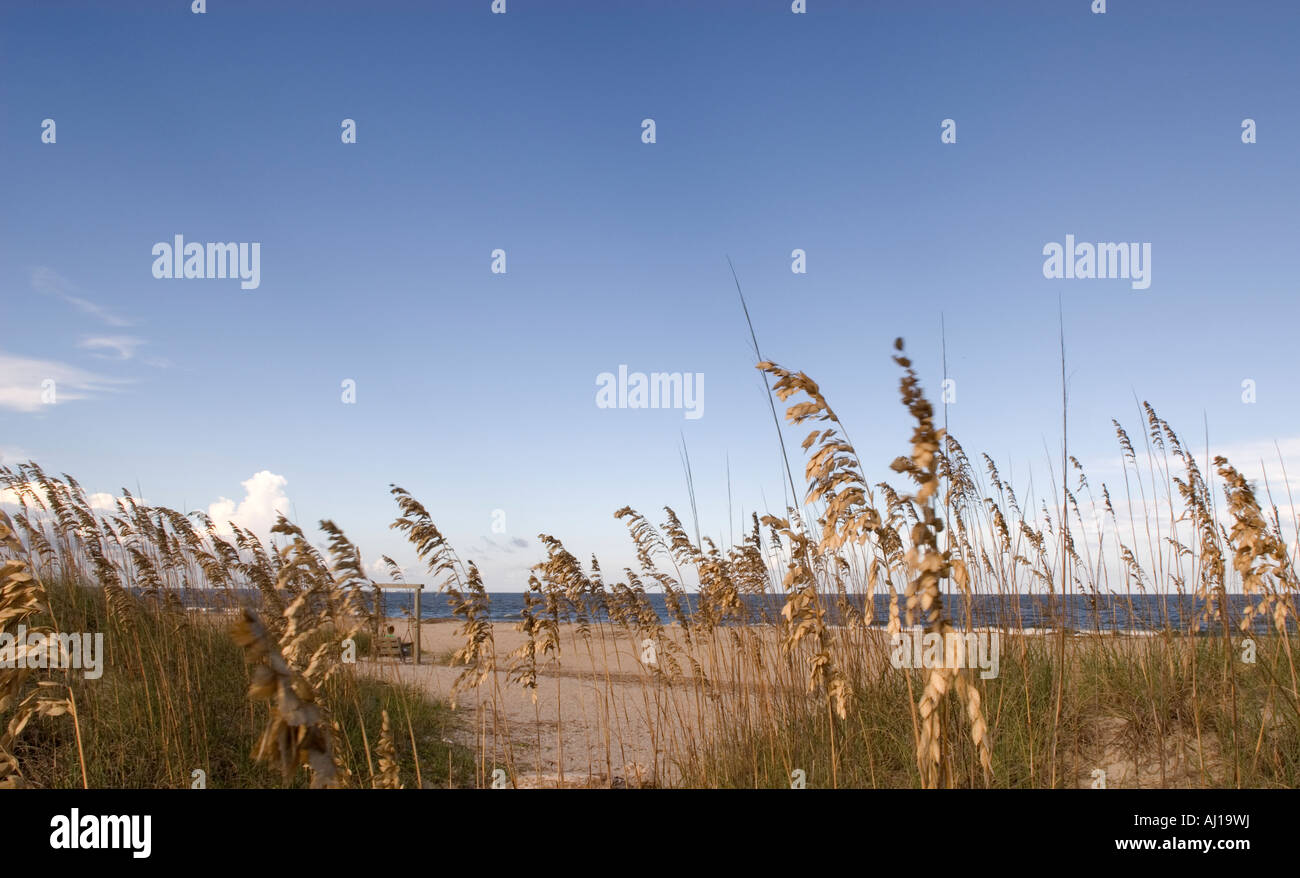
[182,589,1278,635]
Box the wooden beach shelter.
[370,582,424,664]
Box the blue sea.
[182,588,1280,635]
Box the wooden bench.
[375,634,412,663]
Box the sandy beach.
[361,618,809,787]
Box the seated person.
[385,624,413,659]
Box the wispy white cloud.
[473,534,531,557]
[0,350,125,412]
[1077,435,1300,519]
[79,335,144,361]
[1022,435,1300,592]
[30,267,132,327]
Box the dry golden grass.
[0,509,78,788]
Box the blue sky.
[3,0,1297,589]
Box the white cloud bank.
[207,471,291,536]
